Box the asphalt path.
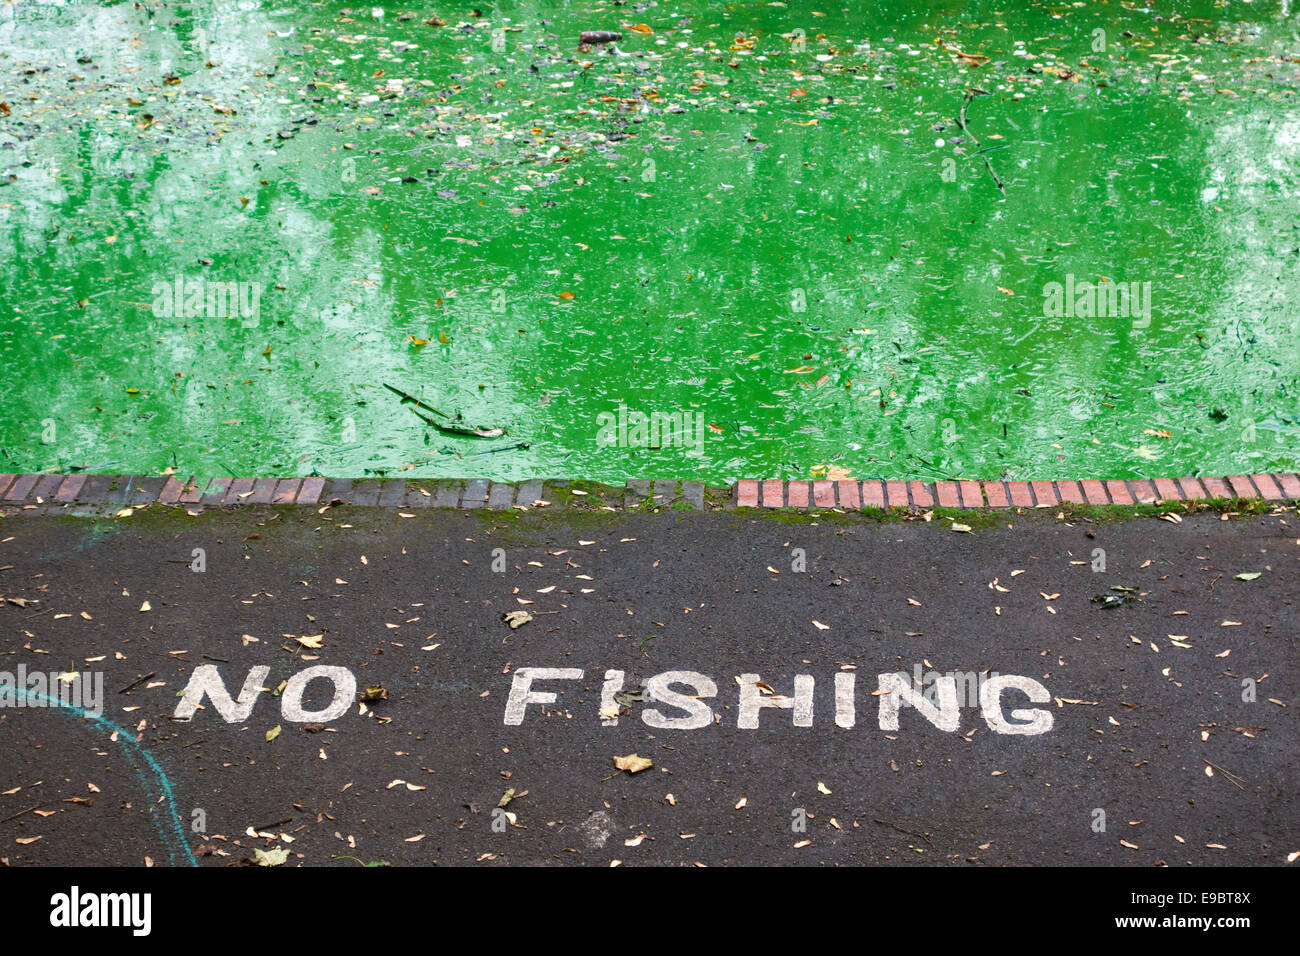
[0,505,1296,866]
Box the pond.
[2,0,1297,483]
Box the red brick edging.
[0,473,1294,515]
[732,475,1300,509]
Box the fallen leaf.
[613,753,653,773]
[502,610,533,629]
[254,846,290,867]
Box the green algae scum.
[2,1,1298,485]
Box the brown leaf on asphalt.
[502,610,533,629]
[613,754,653,773]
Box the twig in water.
[383,383,449,419]
[956,90,1006,195]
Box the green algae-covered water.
[2,0,1298,483]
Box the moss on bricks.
[732,497,1290,527]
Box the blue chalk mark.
[11,688,197,867]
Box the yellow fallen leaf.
[255,846,290,867]
[613,753,653,773]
